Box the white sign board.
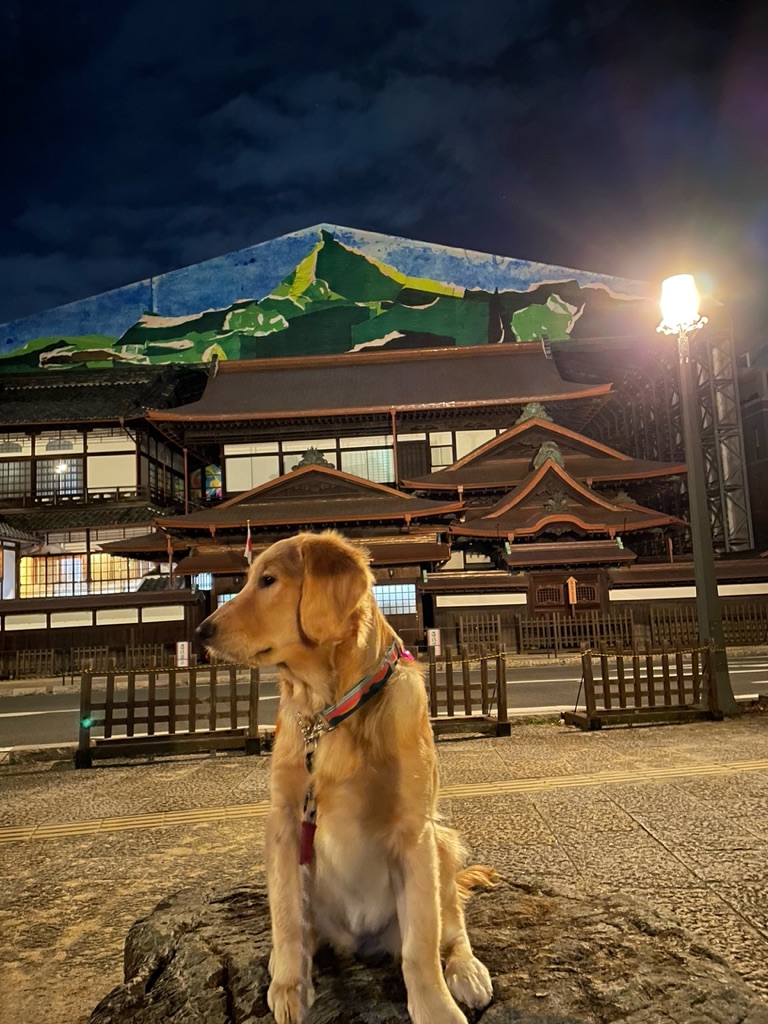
[426,628,442,655]
[176,641,190,668]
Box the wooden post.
[228,665,238,730]
[189,666,198,732]
[168,667,177,735]
[444,646,455,718]
[245,667,261,755]
[599,643,612,710]
[583,650,596,719]
[495,645,510,735]
[104,670,115,739]
[645,644,656,708]
[75,671,94,769]
[427,646,438,718]
[209,665,218,732]
[479,644,489,715]
[675,647,686,705]
[616,646,627,708]
[632,645,643,707]
[461,645,472,715]
[661,643,673,707]
[147,668,156,735]
[126,670,136,737]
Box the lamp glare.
[660,274,700,331]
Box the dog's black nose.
[196,618,216,641]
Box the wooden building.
[0,226,765,664]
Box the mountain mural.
[0,229,654,371]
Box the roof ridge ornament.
[533,440,565,470]
[516,401,553,425]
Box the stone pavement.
[1,715,768,1024]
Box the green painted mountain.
[0,232,647,371]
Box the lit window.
[373,584,417,616]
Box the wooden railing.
[75,665,262,768]
[563,643,717,730]
[426,644,510,736]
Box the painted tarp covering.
[0,225,656,372]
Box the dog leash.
[294,639,413,1018]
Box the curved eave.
[451,511,683,538]
[403,461,687,491]
[158,500,464,531]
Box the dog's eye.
[258,574,276,589]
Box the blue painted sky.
[1,0,766,348]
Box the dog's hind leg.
[435,825,495,1010]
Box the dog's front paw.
[267,978,315,1024]
[445,954,493,1008]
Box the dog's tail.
[456,865,499,901]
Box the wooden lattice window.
[575,584,598,603]
[535,585,564,606]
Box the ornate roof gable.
[404,416,685,490]
[451,459,684,540]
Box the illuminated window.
[341,448,394,483]
[373,584,417,616]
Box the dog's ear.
[299,534,371,645]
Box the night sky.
[2,0,767,348]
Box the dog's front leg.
[266,803,315,1024]
[395,821,468,1024]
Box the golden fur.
[198,531,495,1024]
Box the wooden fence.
[562,643,717,730]
[426,644,510,736]
[0,644,180,679]
[516,610,635,655]
[75,665,262,768]
[650,600,768,647]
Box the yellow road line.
[1,757,767,845]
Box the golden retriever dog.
[197,531,495,1024]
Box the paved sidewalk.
[1,715,767,1024]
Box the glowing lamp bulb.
[660,274,701,332]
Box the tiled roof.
[3,503,172,533]
[0,365,208,426]
[149,347,612,423]
[0,518,40,543]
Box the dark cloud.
[1,0,767,347]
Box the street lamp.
[657,274,738,714]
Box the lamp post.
[657,274,738,714]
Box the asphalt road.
[1,656,767,751]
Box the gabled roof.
[405,417,685,490]
[158,465,463,530]
[450,459,685,540]
[147,347,611,424]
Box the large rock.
[89,878,768,1023]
